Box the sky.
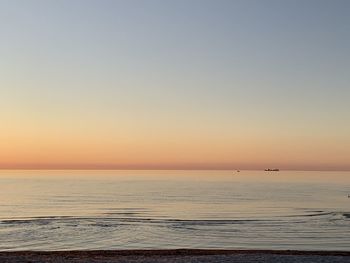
[1,0,350,170]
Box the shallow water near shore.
[0,170,349,251]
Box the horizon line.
[0,168,350,172]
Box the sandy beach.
[1,249,350,263]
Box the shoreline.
[1,249,350,263]
[1,249,350,256]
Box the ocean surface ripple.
[0,170,350,251]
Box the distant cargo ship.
[264,168,280,171]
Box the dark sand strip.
[1,249,350,263]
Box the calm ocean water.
[0,170,349,251]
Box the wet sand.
[1,249,350,263]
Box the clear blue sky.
[1,0,350,170]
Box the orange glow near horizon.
[1,120,349,170]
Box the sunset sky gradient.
[1,0,350,170]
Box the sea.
[0,170,349,251]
